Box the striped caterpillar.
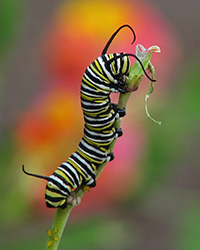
[22,25,154,208]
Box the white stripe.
[116,57,121,74]
[82,82,100,94]
[81,88,102,98]
[85,119,115,127]
[84,113,115,122]
[84,134,113,143]
[86,179,95,186]
[81,99,109,107]
[82,106,106,113]
[85,115,116,127]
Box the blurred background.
[0,0,199,249]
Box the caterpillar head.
[101,24,155,92]
[100,25,135,93]
[107,53,156,89]
[109,52,131,87]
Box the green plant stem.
[45,74,141,250]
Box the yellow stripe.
[94,60,103,74]
[81,93,96,101]
[111,61,116,75]
[122,57,131,73]
[92,163,98,173]
[45,189,66,198]
[122,56,130,74]
[108,54,114,60]
[81,93,107,102]
[59,199,67,206]
[45,200,60,207]
[81,91,109,102]
[76,148,94,163]
[83,136,111,147]
[95,109,115,118]
[85,124,116,134]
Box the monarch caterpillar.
[22,24,155,208]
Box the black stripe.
[83,131,115,147]
[78,138,105,159]
[114,53,119,75]
[83,112,115,126]
[81,84,107,97]
[84,127,115,140]
[81,101,110,113]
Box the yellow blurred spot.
[54,237,59,241]
[58,0,134,39]
[54,228,58,233]
[83,186,90,192]
[48,230,52,237]
[47,241,53,247]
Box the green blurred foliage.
[174,200,200,250]
[60,217,137,250]
[130,59,200,204]
[0,0,24,61]
[0,0,27,226]
[0,0,25,102]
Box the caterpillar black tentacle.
[22,25,153,208]
[102,24,136,55]
[22,165,50,181]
